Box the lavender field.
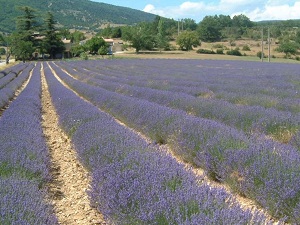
[1,59,300,224]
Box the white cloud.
[143,4,155,12]
[179,1,205,11]
[237,1,300,21]
[143,4,167,17]
[143,1,300,22]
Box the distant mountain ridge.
[0,0,157,33]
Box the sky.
[92,0,300,22]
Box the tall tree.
[85,36,107,54]
[43,12,65,59]
[232,14,253,36]
[197,16,222,42]
[182,18,197,31]
[176,31,200,51]
[156,17,168,51]
[11,6,38,61]
[16,6,38,42]
[122,23,155,53]
[277,40,299,57]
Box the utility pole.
[261,28,264,62]
[268,27,271,62]
[178,19,180,36]
[5,33,10,65]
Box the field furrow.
[48,60,300,223]
[44,62,273,224]
[41,64,106,225]
[0,63,58,224]
[49,62,272,219]
[0,63,34,112]
[2,59,300,224]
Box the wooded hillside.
[0,0,156,33]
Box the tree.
[11,6,39,61]
[232,14,253,28]
[98,45,108,58]
[277,41,299,57]
[85,36,107,54]
[295,30,300,44]
[43,12,65,59]
[16,6,39,42]
[217,15,232,28]
[197,16,222,42]
[0,47,6,55]
[156,17,169,51]
[0,34,4,45]
[182,18,197,31]
[71,44,85,57]
[12,39,34,62]
[176,31,200,51]
[100,24,113,38]
[122,24,155,53]
[111,28,122,38]
[232,14,253,36]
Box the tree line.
[97,14,300,56]
[0,6,110,62]
[1,10,300,60]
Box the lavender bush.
[50,60,300,223]
[0,63,31,89]
[0,64,33,109]
[56,61,300,143]
[44,63,271,224]
[0,63,57,224]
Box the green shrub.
[257,51,264,59]
[196,49,216,54]
[212,43,224,49]
[216,49,224,54]
[226,48,242,56]
[242,45,251,51]
[80,52,88,60]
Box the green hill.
[0,0,157,33]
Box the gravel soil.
[41,65,106,225]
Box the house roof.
[63,39,71,44]
[104,38,114,43]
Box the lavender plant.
[0,63,31,89]
[49,60,300,222]
[0,63,57,224]
[0,64,33,109]
[56,61,300,144]
[44,63,271,224]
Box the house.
[103,38,114,54]
[63,39,72,58]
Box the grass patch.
[267,124,299,143]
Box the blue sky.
[92,0,300,22]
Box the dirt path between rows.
[48,62,279,223]
[41,63,106,225]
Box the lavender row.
[0,63,58,224]
[44,63,271,225]
[0,63,30,89]
[63,60,300,109]
[0,64,34,109]
[56,61,299,144]
[51,62,300,222]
